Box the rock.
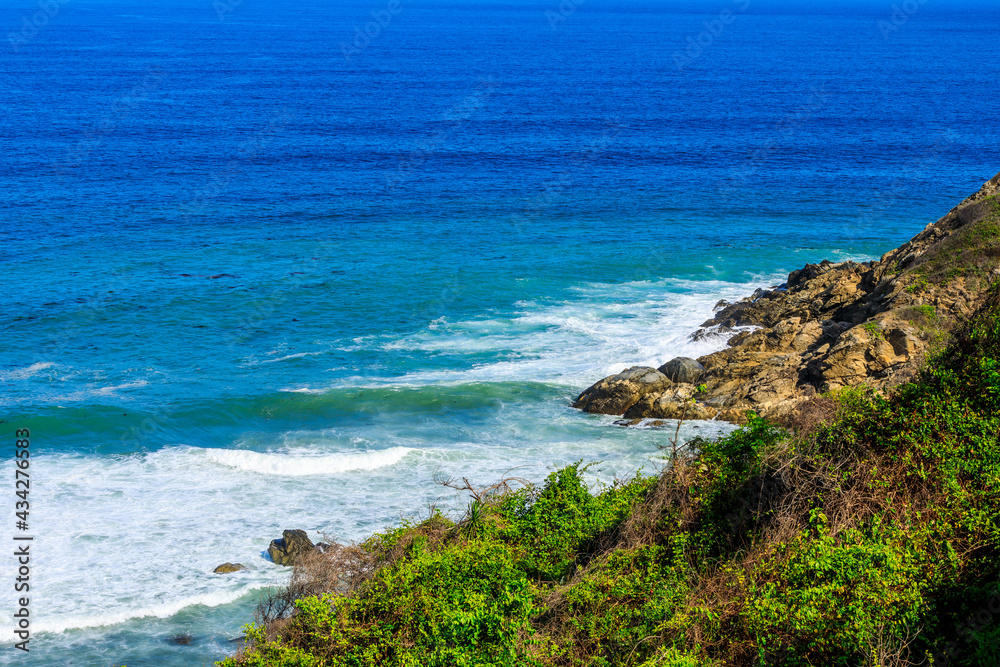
[165,634,194,646]
[689,325,736,343]
[788,260,837,288]
[574,171,1000,425]
[268,529,316,566]
[624,391,716,421]
[573,366,671,415]
[657,357,705,384]
[213,562,246,574]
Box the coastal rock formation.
[268,529,316,566]
[571,366,671,415]
[576,172,1000,424]
[658,357,705,384]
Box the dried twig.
[433,466,534,502]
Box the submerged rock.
[613,418,670,428]
[573,366,671,415]
[268,529,316,566]
[213,562,246,574]
[165,634,194,646]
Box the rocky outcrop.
[623,385,717,421]
[268,529,317,566]
[575,172,1000,424]
[572,366,672,415]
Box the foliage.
[221,285,1000,667]
[862,321,884,340]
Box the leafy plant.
[862,321,884,340]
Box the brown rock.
[624,392,716,421]
[268,529,316,567]
[887,328,919,358]
[213,562,246,574]
[657,357,706,384]
[573,367,671,415]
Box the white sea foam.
[262,351,324,364]
[95,379,150,395]
[36,378,153,403]
[379,276,778,388]
[0,361,55,381]
[0,443,420,640]
[202,446,413,475]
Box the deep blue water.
[2,0,999,664]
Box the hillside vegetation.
[220,273,1000,666]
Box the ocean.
[2,0,999,664]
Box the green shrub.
[496,464,654,583]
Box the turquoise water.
[2,0,1000,664]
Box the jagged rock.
[213,562,246,574]
[573,366,671,415]
[575,171,1000,424]
[887,328,920,357]
[268,529,316,566]
[657,357,705,384]
[787,259,839,288]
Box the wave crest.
[31,587,258,635]
[202,446,413,476]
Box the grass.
[220,282,1000,667]
[897,304,939,327]
[895,304,950,355]
[909,194,1000,287]
[862,321,884,340]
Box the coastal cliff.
[575,172,1000,424]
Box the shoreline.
[574,171,1000,425]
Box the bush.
[223,285,1000,667]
